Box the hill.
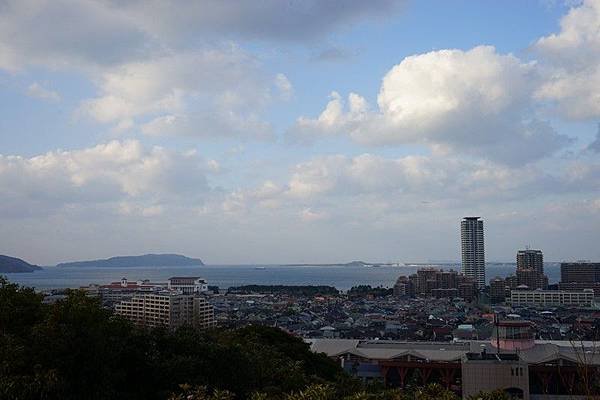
[0,255,43,273]
[56,253,204,268]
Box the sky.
[0,0,599,265]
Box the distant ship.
[254,266,266,270]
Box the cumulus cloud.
[26,82,61,102]
[289,46,571,164]
[0,140,211,218]
[284,154,553,202]
[534,0,600,119]
[274,73,294,100]
[78,48,277,139]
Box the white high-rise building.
[461,217,485,289]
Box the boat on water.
[254,266,266,270]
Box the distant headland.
[282,261,375,267]
[56,254,204,268]
[0,255,43,273]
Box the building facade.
[310,332,600,398]
[395,268,476,301]
[461,217,485,289]
[114,291,216,330]
[490,277,507,304]
[167,276,209,294]
[510,289,594,307]
[517,249,543,274]
[462,353,529,400]
[560,262,600,283]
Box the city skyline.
[1,1,599,265]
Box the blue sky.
[0,0,599,266]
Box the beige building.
[462,352,529,399]
[115,291,216,330]
[510,289,594,307]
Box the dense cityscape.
[2,1,600,399]
[14,217,597,399]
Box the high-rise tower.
[461,217,485,289]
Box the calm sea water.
[3,263,561,291]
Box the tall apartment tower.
[461,217,485,289]
[517,249,544,274]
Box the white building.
[510,289,594,307]
[167,276,208,294]
[114,291,216,330]
[461,217,485,289]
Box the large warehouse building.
[309,320,600,399]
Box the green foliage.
[168,385,235,400]
[467,389,510,400]
[347,285,393,298]
[171,383,459,400]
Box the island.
[282,260,370,267]
[0,255,43,273]
[56,253,204,268]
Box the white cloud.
[534,0,600,119]
[275,73,293,100]
[26,82,60,102]
[300,208,329,222]
[289,46,571,165]
[0,140,211,218]
[78,48,276,139]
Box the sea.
[3,263,561,292]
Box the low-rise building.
[510,289,594,307]
[309,333,600,398]
[167,276,208,294]
[99,277,165,303]
[462,352,529,400]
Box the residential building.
[393,276,413,297]
[515,268,548,290]
[560,262,600,283]
[489,277,507,304]
[167,276,209,294]
[510,289,594,307]
[398,268,476,300]
[99,277,165,303]
[517,249,544,274]
[461,217,485,289]
[558,281,600,297]
[114,291,216,330]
